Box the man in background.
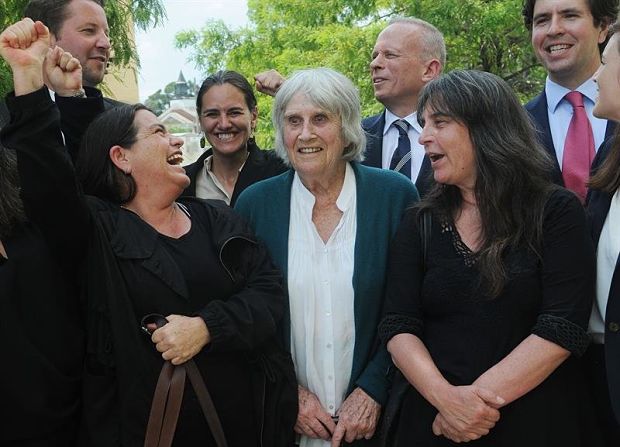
[523,0,617,201]
[362,17,445,197]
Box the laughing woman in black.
[0,18,296,447]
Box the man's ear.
[109,145,131,174]
[422,59,442,83]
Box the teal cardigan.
[235,162,419,404]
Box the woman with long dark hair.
[379,70,597,446]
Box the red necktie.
[562,91,595,203]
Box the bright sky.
[135,0,249,102]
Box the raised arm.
[0,19,90,262]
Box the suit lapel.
[527,91,564,185]
[362,111,385,168]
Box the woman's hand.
[331,387,381,447]
[432,384,503,442]
[150,315,211,365]
[295,385,337,441]
[43,46,83,97]
[0,18,50,95]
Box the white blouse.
[590,188,620,343]
[288,163,357,447]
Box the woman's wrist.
[427,380,455,412]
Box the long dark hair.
[76,104,150,204]
[590,21,620,193]
[0,146,26,239]
[418,70,557,297]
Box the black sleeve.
[1,87,90,266]
[55,86,105,164]
[195,205,287,352]
[531,190,595,357]
[378,208,425,345]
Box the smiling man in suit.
[523,0,617,202]
[362,18,445,197]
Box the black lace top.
[380,188,593,385]
[377,189,598,446]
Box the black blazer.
[182,140,287,207]
[525,90,617,186]
[587,139,620,424]
[361,110,433,197]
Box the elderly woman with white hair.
[235,68,419,446]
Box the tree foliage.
[0,0,166,98]
[176,0,544,148]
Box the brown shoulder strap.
[186,359,228,447]
[143,359,228,447]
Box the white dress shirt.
[545,77,608,166]
[589,189,620,343]
[288,163,357,447]
[381,109,425,182]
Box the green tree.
[0,0,166,97]
[176,0,544,148]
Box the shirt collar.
[203,154,247,173]
[545,76,598,113]
[383,109,422,135]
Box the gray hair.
[272,67,366,166]
[388,17,447,67]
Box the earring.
[200,136,206,148]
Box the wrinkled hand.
[331,388,381,447]
[43,46,82,96]
[295,385,336,440]
[254,69,285,97]
[433,385,503,442]
[0,18,49,70]
[149,315,210,365]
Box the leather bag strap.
[141,313,228,447]
[144,361,184,447]
[186,360,228,447]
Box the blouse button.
[609,322,620,333]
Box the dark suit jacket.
[182,140,287,207]
[587,138,620,425]
[361,110,433,198]
[525,90,617,186]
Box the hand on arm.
[388,333,504,442]
[331,387,381,447]
[0,18,50,95]
[295,385,337,441]
[254,69,285,97]
[43,46,83,97]
[150,314,211,365]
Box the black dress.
[379,189,600,446]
